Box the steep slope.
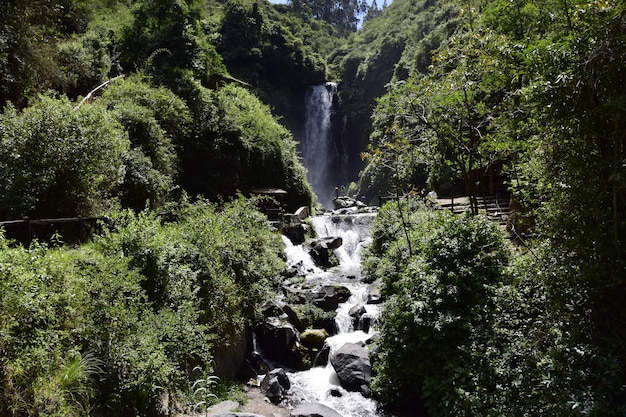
[330,0,462,184]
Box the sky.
[268,0,392,6]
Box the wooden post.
[22,217,31,246]
[78,216,85,243]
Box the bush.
[0,95,129,219]
[0,197,286,416]
[97,76,191,211]
[179,83,313,210]
[367,201,511,415]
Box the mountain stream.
[277,212,384,417]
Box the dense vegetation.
[0,197,283,416]
[2,0,625,415]
[367,198,625,415]
[361,0,626,415]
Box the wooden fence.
[0,216,106,247]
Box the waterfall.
[303,83,346,209]
[280,212,383,417]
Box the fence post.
[78,216,85,243]
[22,217,31,246]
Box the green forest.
[1,0,625,416]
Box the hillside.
[1,1,626,416]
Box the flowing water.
[280,212,384,417]
[302,83,351,209]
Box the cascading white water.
[303,83,339,209]
[282,212,384,417]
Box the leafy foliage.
[367,200,511,415]
[121,0,226,87]
[0,95,129,219]
[0,197,285,416]
[97,75,191,210]
[179,83,314,209]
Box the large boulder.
[237,351,269,380]
[330,343,371,395]
[261,300,284,318]
[214,413,265,417]
[309,237,342,268]
[348,304,366,330]
[288,402,343,417]
[260,368,291,404]
[300,328,329,349]
[282,303,337,335]
[283,223,308,245]
[307,285,351,311]
[255,318,298,364]
[282,285,310,305]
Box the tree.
[364,24,513,214]
[121,0,226,88]
[97,75,191,211]
[288,0,364,34]
[0,0,92,107]
[520,2,626,399]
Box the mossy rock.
[300,328,329,349]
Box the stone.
[242,351,269,377]
[283,223,307,245]
[328,387,343,397]
[307,285,351,311]
[282,303,337,335]
[330,343,371,394]
[255,318,298,364]
[312,344,330,367]
[260,368,291,404]
[282,285,309,304]
[309,237,342,268]
[213,414,266,417]
[358,313,376,333]
[348,304,366,329]
[288,402,343,417]
[300,328,329,349]
[261,300,284,318]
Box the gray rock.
[288,402,343,417]
[260,368,291,404]
[213,413,267,417]
[348,304,366,330]
[312,344,330,367]
[206,400,239,415]
[309,237,343,268]
[307,285,351,311]
[358,313,376,333]
[330,343,371,394]
[255,318,298,363]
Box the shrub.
[367,201,511,415]
[97,76,191,211]
[0,95,129,219]
[0,197,285,416]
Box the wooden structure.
[249,187,288,222]
[0,216,105,247]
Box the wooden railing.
[0,216,106,247]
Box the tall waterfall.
[302,83,347,209]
